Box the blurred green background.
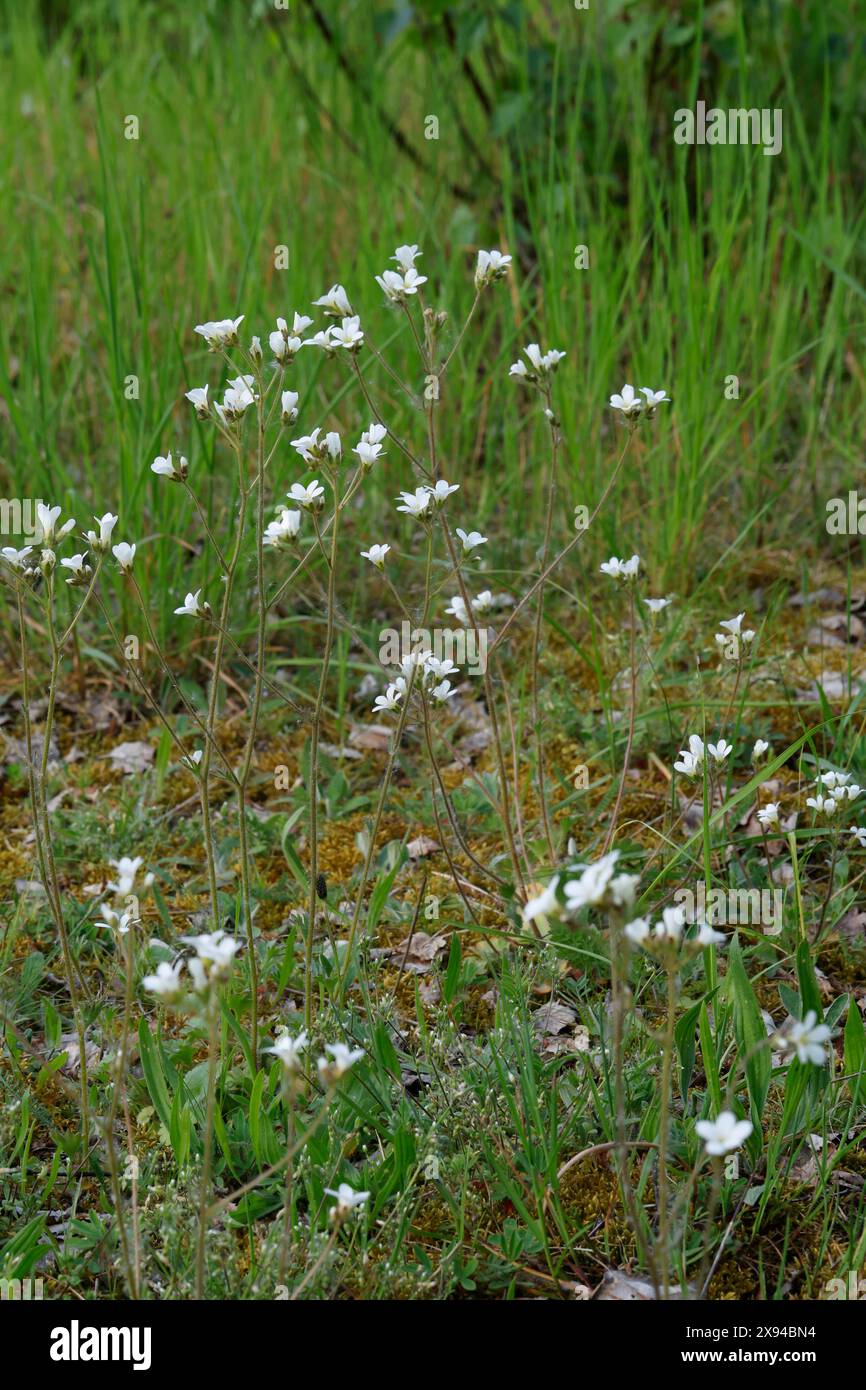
[1,0,864,648]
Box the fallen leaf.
[407,835,440,860]
[107,741,154,774]
[348,724,392,752]
[532,1002,577,1037]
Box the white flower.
[427,479,459,507]
[818,770,849,790]
[373,682,404,714]
[249,335,262,362]
[644,597,672,614]
[694,921,726,947]
[361,543,390,569]
[99,904,135,935]
[444,595,469,625]
[185,385,210,417]
[264,509,302,550]
[107,855,152,897]
[707,739,732,764]
[609,384,642,416]
[757,802,781,829]
[393,243,421,271]
[280,390,299,424]
[511,343,566,381]
[183,749,203,770]
[376,269,408,302]
[269,327,292,362]
[215,374,257,424]
[174,589,209,619]
[674,734,705,777]
[430,679,456,704]
[806,794,838,817]
[290,428,323,463]
[718,613,745,636]
[180,929,240,981]
[624,916,650,944]
[456,528,487,554]
[312,284,352,318]
[265,1030,309,1071]
[324,1182,370,1216]
[324,431,342,462]
[287,479,325,512]
[292,312,313,335]
[563,851,636,913]
[396,487,433,520]
[60,552,92,585]
[194,316,244,349]
[639,387,670,408]
[753,739,770,761]
[362,422,387,446]
[353,436,385,468]
[39,548,56,574]
[112,541,136,573]
[523,877,561,925]
[143,960,185,1000]
[303,330,336,354]
[1,545,33,570]
[474,248,512,289]
[84,512,118,553]
[654,905,687,943]
[318,1042,365,1080]
[774,1010,831,1067]
[402,266,427,293]
[599,554,640,581]
[850,827,866,848]
[151,452,181,480]
[329,315,364,349]
[695,1111,753,1157]
[422,655,459,683]
[36,503,74,546]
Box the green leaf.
[699,1001,723,1115]
[844,997,865,1102]
[366,846,407,937]
[444,932,462,1005]
[795,940,823,1021]
[372,1022,401,1080]
[727,935,771,1124]
[138,1019,173,1133]
[675,994,714,1103]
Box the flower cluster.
[609,384,669,422]
[623,905,726,961]
[375,244,427,302]
[673,734,732,778]
[523,850,639,926]
[806,769,861,820]
[509,342,566,385]
[143,928,240,1002]
[373,650,460,715]
[771,1010,831,1067]
[715,612,755,659]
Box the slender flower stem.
[195,990,220,1300]
[306,470,341,1028]
[531,392,559,861]
[602,582,637,854]
[22,577,91,1144]
[657,965,678,1298]
[489,431,635,659]
[235,370,268,1061]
